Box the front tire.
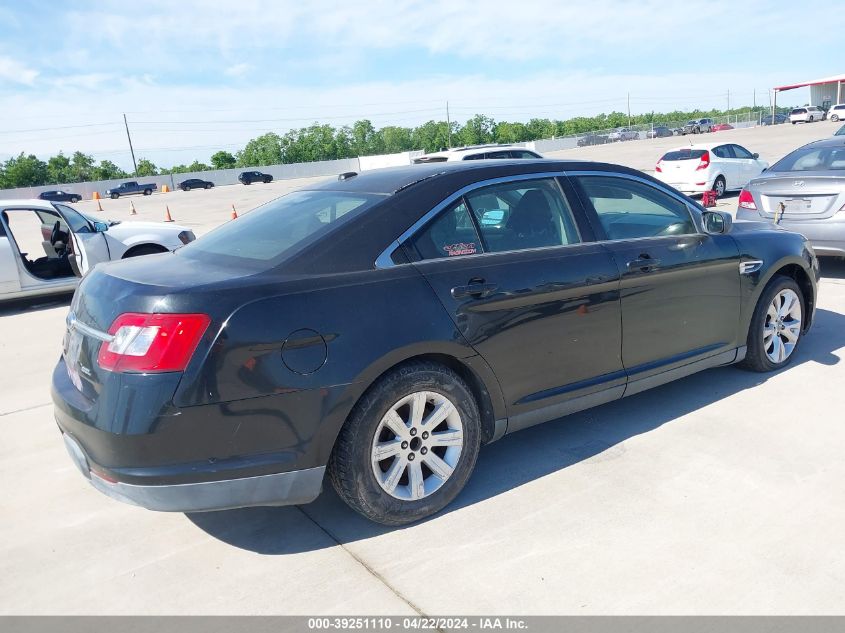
[183,185,190,192]
[110,193,119,199]
[713,176,726,198]
[740,275,805,372]
[329,361,481,526]
[71,196,81,203]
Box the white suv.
[790,106,824,123]
[827,104,845,122]
[413,144,543,163]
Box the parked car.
[737,137,845,257]
[835,123,845,136]
[646,125,673,138]
[682,118,715,134]
[827,104,845,122]
[53,160,818,525]
[711,123,734,132]
[577,132,609,146]
[0,199,195,301]
[607,128,639,142]
[238,171,273,185]
[654,142,769,197]
[789,106,824,124]
[38,190,83,203]
[761,113,789,126]
[105,181,157,199]
[179,178,214,191]
[413,145,543,163]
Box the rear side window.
[178,190,384,268]
[577,176,696,240]
[465,178,580,252]
[661,149,707,161]
[711,145,734,159]
[510,150,540,159]
[412,201,481,259]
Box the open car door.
[67,230,110,277]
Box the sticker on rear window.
[443,242,477,256]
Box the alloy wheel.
[371,391,464,501]
[763,289,802,363]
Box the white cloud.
[224,63,252,77]
[0,55,38,85]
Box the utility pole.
[727,89,730,112]
[753,88,756,109]
[123,113,138,176]
[446,101,452,149]
[627,92,631,127]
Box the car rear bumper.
[736,211,845,257]
[62,431,325,512]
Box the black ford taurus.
[52,160,819,525]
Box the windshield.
[770,145,845,172]
[177,190,385,269]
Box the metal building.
[773,74,845,112]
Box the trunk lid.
[749,174,845,220]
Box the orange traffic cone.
[129,201,137,215]
[231,204,238,220]
[92,191,100,200]
[164,206,174,222]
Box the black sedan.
[178,178,214,191]
[646,125,673,138]
[53,160,819,525]
[39,190,82,203]
[238,170,272,185]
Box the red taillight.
[695,151,710,171]
[738,189,757,210]
[97,313,210,373]
[655,161,663,173]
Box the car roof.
[796,137,845,150]
[417,145,530,160]
[0,198,59,209]
[664,142,742,152]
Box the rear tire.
[831,114,839,122]
[740,275,805,372]
[143,189,152,196]
[71,196,80,203]
[329,361,481,526]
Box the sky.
[0,0,841,170]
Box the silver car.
[737,137,845,256]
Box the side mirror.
[93,221,109,233]
[752,153,759,159]
[702,210,732,235]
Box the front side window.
[576,176,696,240]
[464,178,580,252]
[411,200,481,259]
[731,145,754,159]
[52,204,92,233]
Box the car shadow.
[0,292,72,317]
[188,302,845,554]
[819,256,845,280]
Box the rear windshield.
[177,190,384,268]
[661,149,707,161]
[770,145,845,172]
[791,108,806,115]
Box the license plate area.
[781,198,813,213]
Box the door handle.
[627,255,662,272]
[451,282,498,299]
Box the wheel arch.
[743,255,817,338]
[344,350,506,447]
[121,242,169,258]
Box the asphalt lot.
[2,121,845,615]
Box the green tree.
[2,153,48,187]
[350,120,382,156]
[381,126,413,153]
[237,132,284,166]
[410,120,453,153]
[493,121,530,144]
[93,160,127,180]
[210,150,237,169]
[69,151,95,182]
[457,114,496,146]
[47,153,72,184]
[135,158,158,176]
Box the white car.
[827,104,845,122]
[654,142,769,197]
[413,144,543,163]
[0,199,195,301]
[789,106,824,123]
